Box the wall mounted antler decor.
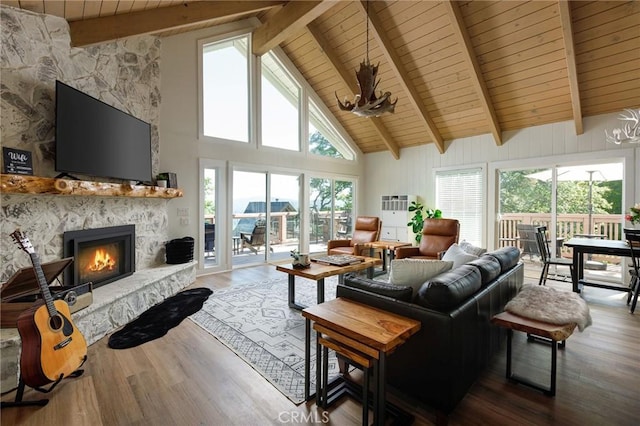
[605,109,640,145]
[335,0,396,118]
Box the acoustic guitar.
[10,230,87,388]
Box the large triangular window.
[308,99,354,160]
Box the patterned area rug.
[189,275,341,404]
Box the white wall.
[363,113,639,249]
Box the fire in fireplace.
[63,225,135,289]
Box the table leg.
[572,251,581,293]
[317,278,325,305]
[316,329,322,407]
[288,274,307,311]
[322,345,329,408]
[375,351,386,426]
[305,318,311,401]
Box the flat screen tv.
[55,80,152,183]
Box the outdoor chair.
[623,228,640,314]
[395,218,460,260]
[535,226,574,286]
[241,220,273,254]
[327,216,381,256]
[516,224,540,259]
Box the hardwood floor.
[2,263,639,425]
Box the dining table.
[563,237,633,294]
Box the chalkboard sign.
[2,147,33,175]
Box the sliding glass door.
[498,161,623,284]
[231,169,301,267]
[309,177,354,254]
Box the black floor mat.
[108,287,213,349]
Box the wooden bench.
[491,311,577,396]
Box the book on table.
[312,254,364,266]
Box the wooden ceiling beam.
[69,1,284,46]
[355,0,445,154]
[252,0,339,56]
[558,0,584,134]
[443,1,503,146]
[307,21,400,159]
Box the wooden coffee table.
[302,298,421,425]
[276,256,381,310]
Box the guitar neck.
[29,252,58,318]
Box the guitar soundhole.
[49,314,64,331]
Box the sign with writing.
[2,147,33,175]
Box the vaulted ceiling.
[4,0,639,159]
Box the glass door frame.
[199,158,227,275]
[230,163,305,268]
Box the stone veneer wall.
[1,5,168,280]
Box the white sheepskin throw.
[505,285,593,331]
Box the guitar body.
[17,299,87,388]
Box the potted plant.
[156,173,168,188]
[290,249,310,268]
[407,200,441,244]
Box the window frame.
[197,28,255,145]
[434,165,487,247]
[198,28,358,162]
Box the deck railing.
[498,213,624,262]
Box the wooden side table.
[491,311,577,396]
[363,241,411,275]
[302,298,420,425]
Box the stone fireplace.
[63,225,135,289]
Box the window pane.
[436,169,483,246]
[309,100,353,160]
[202,36,249,142]
[204,168,217,267]
[334,180,353,239]
[261,52,300,151]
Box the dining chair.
[623,228,640,314]
[534,226,574,286]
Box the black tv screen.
[55,80,152,183]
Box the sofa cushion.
[484,246,520,273]
[442,243,479,269]
[343,273,413,302]
[415,264,482,310]
[468,256,501,286]
[388,259,454,294]
[459,240,487,256]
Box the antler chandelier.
[336,0,396,118]
[605,108,640,144]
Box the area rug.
[189,276,341,404]
[108,287,213,349]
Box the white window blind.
[436,168,483,246]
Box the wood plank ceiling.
[3,0,639,158]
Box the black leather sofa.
[337,246,524,416]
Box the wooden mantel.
[0,174,183,198]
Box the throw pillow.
[459,240,487,256]
[388,259,454,294]
[442,243,479,269]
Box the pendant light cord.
[366,0,369,63]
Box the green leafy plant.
[290,249,300,261]
[156,173,169,181]
[407,201,441,244]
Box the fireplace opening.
[63,225,135,288]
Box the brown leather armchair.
[327,216,381,256]
[395,218,460,259]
